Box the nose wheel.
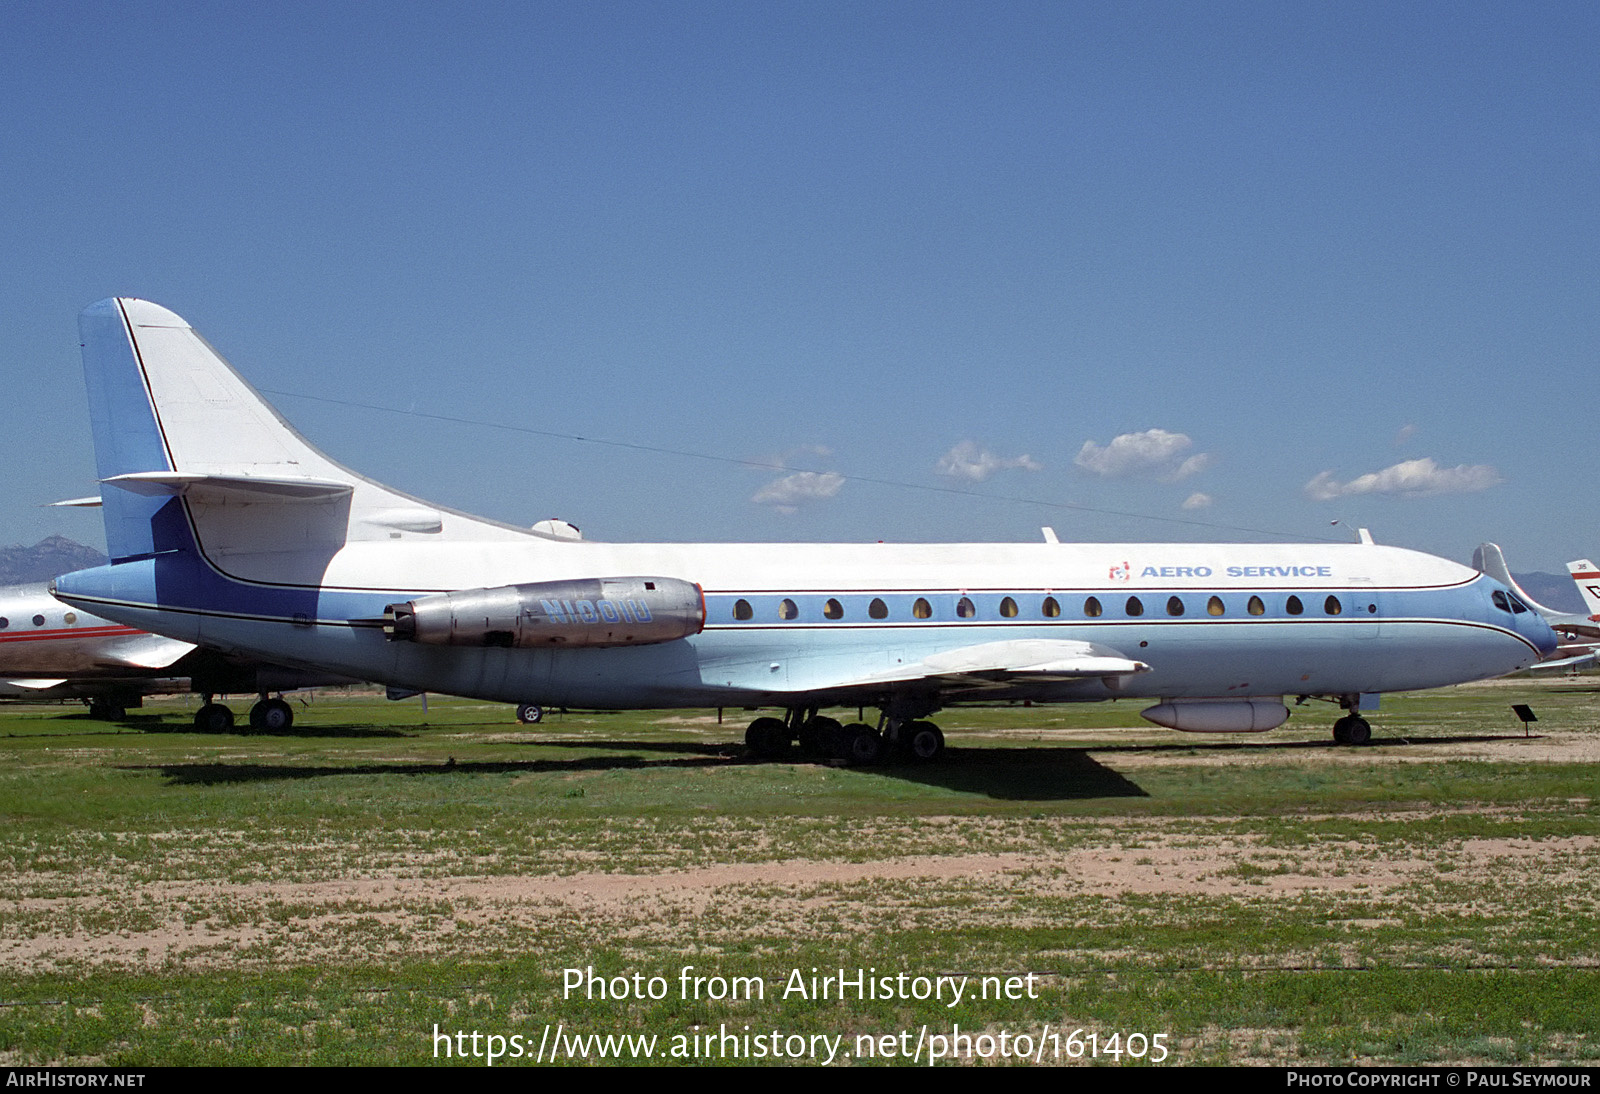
[1332,714,1371,746]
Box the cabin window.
[63,613,76,625]
[1043,596,1060,618]
[869,598,888,619]
[1084,596,1101,618]
[824,598,844,619]
[999,596,1018,618]
[1167,596,1185,617]
[956,596,976,618]
[913,598,932,619]
[779,598,798,620]
[1247,595,1265,616]
[0,617,8,629]
[733,599,753,621]
[1286,595,1303,615]
[1324,595,1342,616]
[1207,596,1225,617]
[31,615,44,627]
[1126,596,1144,617]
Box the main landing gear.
[191,694,294,733]
[743,706,947,765]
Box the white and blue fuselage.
[50,299,1556,746]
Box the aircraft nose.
[1532,616,1560,658]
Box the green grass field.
[1,680,1596,1066]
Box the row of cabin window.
[728,594,1356,622]
[0,613,60,629]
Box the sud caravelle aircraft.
[52,299,1557,760]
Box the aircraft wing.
[799,638,1151,693]
[1528,651,1599,672]
[94,634,199,671]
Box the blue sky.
[2,2,1596,570]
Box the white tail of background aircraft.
[1567,560,1600,623]
[52,299,1557,758]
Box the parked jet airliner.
[0,580,347,727]
[51,299,1557,759]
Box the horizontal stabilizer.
[102,471,354,501]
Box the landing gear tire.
[799,716,841,756]
[516,703,545,725]
[1333,715,1371,746]
[249,698,294,732]
[745,717,790,758]
[842,724,883,765]
[901,721,945,762]
[194,703,234,733]
[87,701,125,722]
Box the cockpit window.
[1492,590,1529,615]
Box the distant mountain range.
[0,535,109,586]
[0,535,1587,614]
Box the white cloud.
[1170,453,1216,481]
[751,470,845,513]
[936,440,1043,482]
[1304,458,1503,501]
[1393,424,1417,447]
[1074,428,1214,481]
[767,443,833,468]
[1181,492,1213,510]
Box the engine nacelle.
[383,576,704,648]
[1140,699,1290,733]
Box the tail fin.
[1471,542,1565,617]
[1567,560,1600,621]
[77,298,528,575]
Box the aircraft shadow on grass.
[138,741,1144,801]
[129,730,1539,797]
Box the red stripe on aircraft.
[0,626,148,643]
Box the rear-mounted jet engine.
[384,577,705,648]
